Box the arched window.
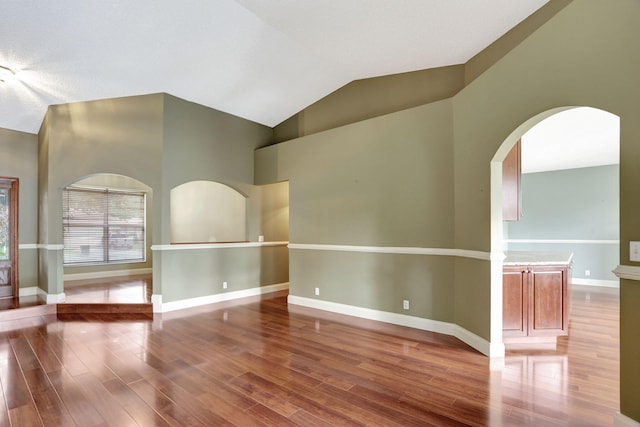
[63,186,146,265]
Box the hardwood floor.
[57,275,153,318]
[63,275,152,304]
[0,275,152,320]
[0,284,619,426]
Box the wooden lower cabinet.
[503,267,528,337]
[503,264,571,339]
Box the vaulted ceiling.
[522,107,620,174]
[0,0,548,134]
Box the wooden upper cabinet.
[502,139,522,221]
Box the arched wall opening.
[170,181,248,244]
[490,106,620,354]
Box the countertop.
[503,251,573,266]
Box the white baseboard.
[287,295,493,357]
[19,286,39,297]
[615,412,640,427]
[153,282,289,313]
[37,288,65,304]
[572,278,619,288]
[454,324,502,357]
[21,287,68,303]
[63,268,152,281]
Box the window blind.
[63,187,146,265]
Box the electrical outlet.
[631,241,640,262]
[585,270,591,277]
[223,281,228,289]
[314,287,320,296]
[403,300,409,310]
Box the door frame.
[0,177,19,298]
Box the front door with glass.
[0,178,18,298]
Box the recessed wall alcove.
[170,181,247,244]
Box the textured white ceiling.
[522,107,620,174]
[0,0,548,134]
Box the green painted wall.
[463,0,573,85]
[161,94,273,243]
[258,0,640,420]
[291,250,453,321]
[273,65,464,143]
[154,95,287,299]
[621,280,640,421]
[37,112,55,294]
[3,0,639,420]
[38,94,165,294]
[452,0,638,420]
[36,93,287,302]
[257,100,455,322]
[158,245,288,303]
[507,165,619,282]
[258,181,289,243]
[0,128,39,289]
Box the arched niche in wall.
[170,181,247,243]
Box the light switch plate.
[630,241,640,262]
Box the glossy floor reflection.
[500,285,619,425]
[0,295,43,311]
[63,274,152,304]
[0,284,620,426]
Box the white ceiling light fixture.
[0,65,16,83]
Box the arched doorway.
[490,106,620,352]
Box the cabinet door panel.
[503,268,527,337]
[528,268,567,336]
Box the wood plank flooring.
[63,275,152,304]
[0,284,619,426]
[0,275,153,322]
[58,275,153,317]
